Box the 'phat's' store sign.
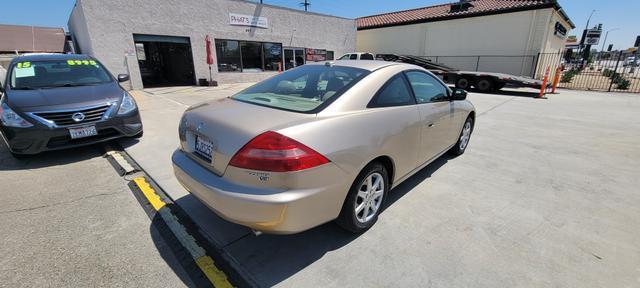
[229,13,269,29]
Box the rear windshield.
[231,65,369,113]
[9,59,113,90]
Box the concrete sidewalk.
[121,86,640,287]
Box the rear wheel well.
[370,156,395,187]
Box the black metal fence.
[539,51,640,93]
[419,52,640,93]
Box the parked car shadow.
[118,137,141,149]
[150,153,453,287]
[0,140,106,170]
[488,88,541,98]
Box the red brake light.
[229,131,329,172]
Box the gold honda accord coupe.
[173,60,475,234]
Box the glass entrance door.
[284,48,305,71]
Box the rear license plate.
[195,136,214,161]
[69,126,97,139]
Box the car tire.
[477,78,493,93]
[336,162,389,233]
[449,116,474,156]
[455,77,471,90]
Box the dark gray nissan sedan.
[0,54,142,157]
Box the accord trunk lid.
[180,97,317,175]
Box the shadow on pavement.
[0,141,106,170]
[488,88,541,98]
[163,153,454,287]
[118,137,141,149]
[149,214,200,288]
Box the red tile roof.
[357,0,573,30]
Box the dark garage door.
[133,34,196,88]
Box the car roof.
[10,53,94,63]
[306,60,406,72]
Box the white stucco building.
[356,0,574,78]
[68,0,356,89]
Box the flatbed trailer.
[375,54,547,93]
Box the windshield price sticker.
[67,60,98,66]
[15,62,35,78]
[15,66,35,78]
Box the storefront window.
[215,39,283,73]
[215,40,241,72]
[263,43,283,71]
[241,41,263,72]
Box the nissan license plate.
[195,136,214,161]
[69,126,97,139]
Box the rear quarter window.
[368,74,415,108]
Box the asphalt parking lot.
[0,144,193,287]
[118,86,640,287]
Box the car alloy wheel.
[336,162,388,233]
[355,172,384,223]
[459,120,472,150]
[449,116,474,156]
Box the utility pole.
[578,9,596,61]
[300,0,310,11]
[601,28,619,52]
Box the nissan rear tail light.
[229,131,330,172]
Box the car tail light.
[229,131,329,172]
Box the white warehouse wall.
[357,8,572,77]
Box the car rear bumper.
[172,149,349,234]
[0,112,142,155]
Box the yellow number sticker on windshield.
[66,59,98,66]
[16,62,31,69]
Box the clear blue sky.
[1,0,638,51]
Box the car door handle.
[427,123,435,127]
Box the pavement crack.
[0,192,118,215]
[477,97,516,117]
[220,232,253,249]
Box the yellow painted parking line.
[133,177,166,211]
[196,256,234,288]
[131,177,234,288]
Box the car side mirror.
[117,74,130,83]
[451,88,467,100]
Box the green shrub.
[617,78,631,90]
[560,69,578,83]
[611,72,624,84]
[602,69,612,77]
